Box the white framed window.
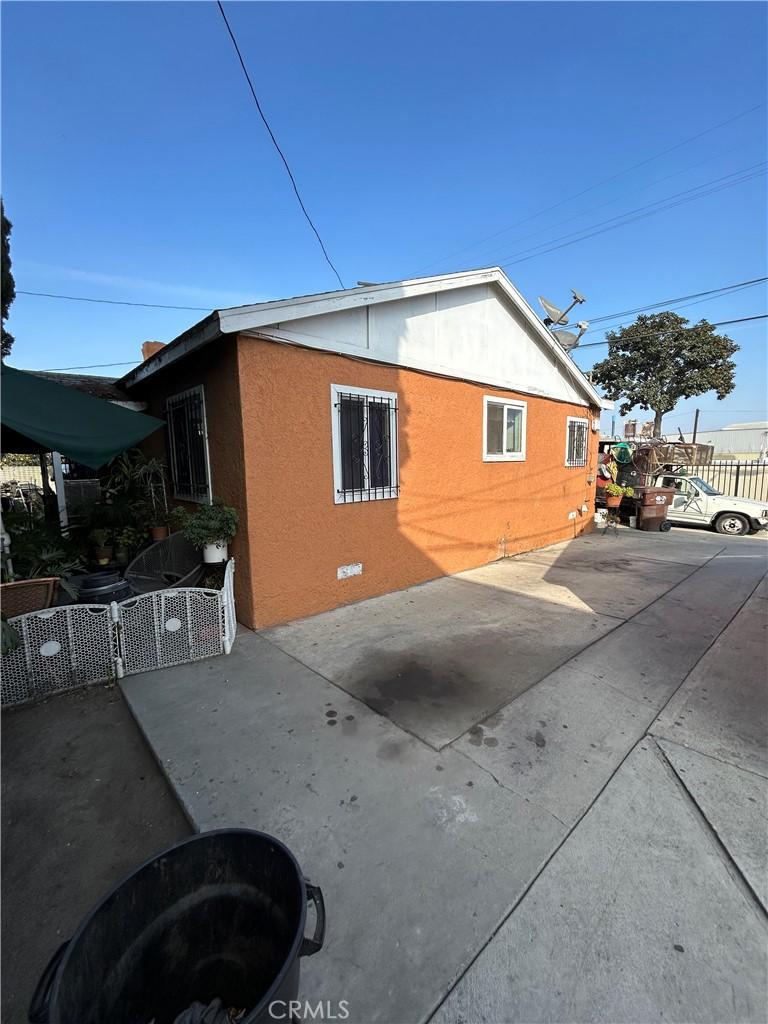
[331,384,399,503]
[483,396,527,462]
[165,386,212,502]
[565,416,589,468]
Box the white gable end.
[122,268,600,407]
[250,282,590,406]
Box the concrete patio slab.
[263,535,704,749]
[452,662,653,826]
[459,551,694,619]
[652,582,768,778]
[509,530,725,569]
[632,546,768,641]
[659,738,768,910]
[515,528,728,567]
[264,573,623,748]
[431,741,768,1024]
[122,629,566,1024]
[565,618,712,710]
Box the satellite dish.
[538,289,587,326]
[552,320,589,353]
[552,329,580,351]
[538,296,569,326]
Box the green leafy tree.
[1,200,16,360]
[591,311,738,436]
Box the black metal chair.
[124,532,203,595]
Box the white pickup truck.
[655,473,768,536]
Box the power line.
[38,314,765,372]
[216,1,345,289]
[34,361,139,371]
[498,164,766,268]
[422,142,748,273]
[496,163,765,264]
[412,102,766,275]
[586,282,761,334]
[17,290,211,311]
[576,314,767,349]
[584,276,768,328]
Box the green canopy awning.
[1,365,164,470]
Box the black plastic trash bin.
[29,829,325,1024]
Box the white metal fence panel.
[222,559,236,654]
[2,560,236,707]
[1,604,117,706]
[118,588,224,676]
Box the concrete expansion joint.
[647,736,768,923]
[648,733,768,783]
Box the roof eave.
[118,311,221,391]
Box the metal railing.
[680,460,768,502]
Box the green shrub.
[174,501,238,549]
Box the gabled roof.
[120,267,603,406]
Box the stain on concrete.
[483,737,499,747]
[361,655,473,714]
[527,730,547,748]
[467,725,484,747]
[325,710,338,718]
[376,737,412,761]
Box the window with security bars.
[566,417,589,467]
[331,385,399,503]
[166,386,211,501]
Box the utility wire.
[500,165,766,268]
[17,290,211,311]
[584,276,768,329]
[216,1,344,289]
[576,314,767,349]
[36,314,767,372]
[497,163,765,264]
[412,102,766,275]
[424,141,748,272]
[32,361,139,371]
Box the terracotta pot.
[605,494,623,508]
[596,476,607,489]
[151,526,169,542]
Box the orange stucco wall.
[234,336,599,628]
[131,338,256,626]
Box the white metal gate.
[1,560,236,707]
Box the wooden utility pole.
[692,408,700,444]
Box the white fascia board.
[216,268,500,334]
[122,267,602,407]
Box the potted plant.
[174,501,238,563]
[106,450,170,541]
[604,483,633,508]
[114,525,143,565]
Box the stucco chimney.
[141,341,165,361]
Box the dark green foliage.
[173,501,238,548]
[2,200,16,359]
[591,311,738,435]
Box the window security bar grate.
[335,392,399,502]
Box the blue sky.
[2,1,766,434]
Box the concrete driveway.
[122,527,767,1023]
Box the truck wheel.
[715,513,750,536]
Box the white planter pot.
[203,541,228,564]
